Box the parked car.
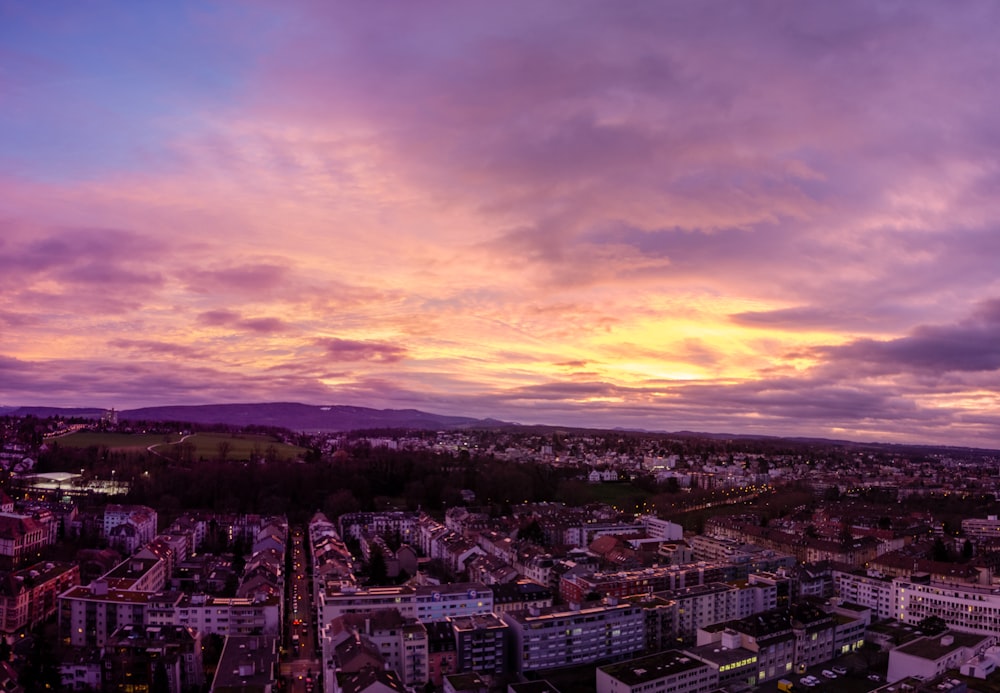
[821,670,837,679]
[832,666,848,676]
[868,674,882,682]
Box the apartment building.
[167,593,281,637]
[103,624,203,693]
[700,617,794,684]
[887,631,993,683]
[317,582,493,625]
[451,614,508,676]
[103,504,157,552]
[832,569,895,620]
[324,609,428,688]
[502,599,645,673]
[0,560,79,633]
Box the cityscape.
[0,408,1000,692]
[4,2,1000,693]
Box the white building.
[597,650,718,693]
[888,631,993,683]
[501,599,645,672]
[317,582,492,625]
[103,504,157,550]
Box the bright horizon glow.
[4,2,1000,447]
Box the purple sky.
[3,1,1000,446]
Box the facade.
[0,560,79,633]
[58,581,153,647]
[0,514,50,570]
[490,580,553,614]
[318,582,493,624]
[502,599,645,673]
[658,580,778,644]
[166,593,282,637]
[832,569,896,620]
[339,511,420,544]
[697,618,795,685]
[451,614,509,676]
[685,641,759,690]
[962,516,1000,544]
[103,504,157,551]
[895,575,1000,632]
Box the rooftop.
[896,631,990,661]
[598,650,708,685]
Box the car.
[868,674,882,682]
[821,670,837,679]
[799,678,816,687]
[832,666,847,676]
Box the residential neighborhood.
[2,413,1000,692]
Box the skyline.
[3,2,1000,447]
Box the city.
[5,2,1000,692]
[1,411,1000,691]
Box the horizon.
[6,400,999,452]
[4,3,1000,448]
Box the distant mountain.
[11,406,107,419]
[115,402,508,432]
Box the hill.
[12,402,507,432]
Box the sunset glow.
[4,2,1000,446]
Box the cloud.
[317,338,407,363]
[184,262,288,295]
[815,306,1000,376]
[196,310,289,334]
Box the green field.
[54,431,184,452]
[169,432,306,462]
[56,430,306,462]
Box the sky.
[3,1,1000,447]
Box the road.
[281,526,320,693]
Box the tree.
[368,546,388,586]
[931,537,951,563]
[151,660,170,693]
[519,519,546,547]
[962,539,974,561]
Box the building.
[491,580,553,614]
[0,560,79,633]
[685,639,759,690]
[697,614,795,685]
[318,582,492,624]
[962,516,1000,544]
[324,609,428,688]
[887,631,993,683]
[502,599,645,673]
[451,614,509,676]
[102,624,203,693]
[596,650,718,693]
[58,646,102,691]
[103,504,157,552]
[0,514,50,570]
[210,636,279,693]
[58,579,154,647]
[832,569,896,620]
[166,593,282,637]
